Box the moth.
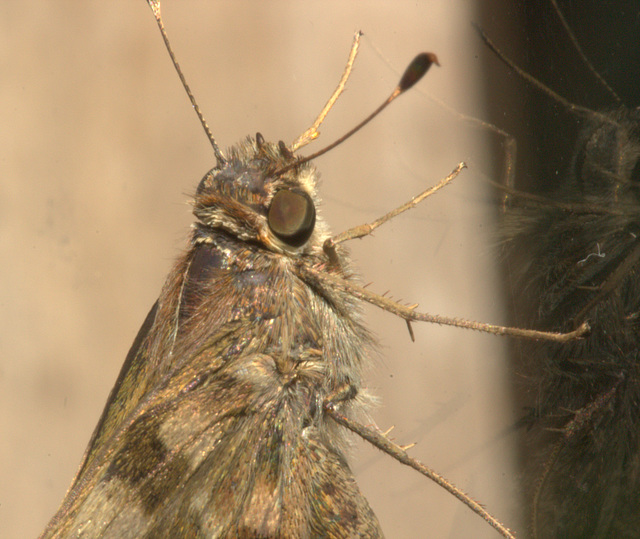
[32,2,588,538]
[481,1,640,536]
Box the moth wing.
[43,338,383,538]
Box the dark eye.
[267,190,316,247]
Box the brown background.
[0,2,522,537]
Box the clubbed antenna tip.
[399,53,440,92]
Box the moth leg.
[298,262,590,342]
[323,385,516,539]
[323,163,464,265]
[323,382,358,408]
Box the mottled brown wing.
[42,321,382,538]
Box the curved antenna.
[147,0,226,165]
[549,0,622,104]
[276,52,440,176]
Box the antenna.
[146,0,226,165]
[276,52,439,176]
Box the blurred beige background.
[0,2,521,537]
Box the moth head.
[146,11,435,259]
[193,133,327,256]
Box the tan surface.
[0,2,521,537]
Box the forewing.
[43,342,382,538]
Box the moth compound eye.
[267,190,316,247]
